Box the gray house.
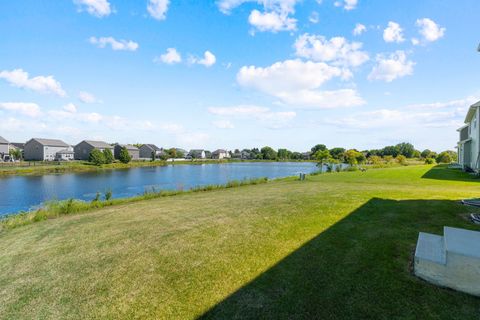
[139,144,164,159]
[188,149,206,159]
[458,100,480,170]
[212,149,230,159]
[24,138,72,161]
[74,140,113,160]
[114,144,140,160]
[0,136,9,159]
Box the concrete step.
[415,232,446,265]
[444,226,480,259]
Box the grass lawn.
[0,165,480,319]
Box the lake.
[0,162,318,216]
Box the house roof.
[11,142,24,149]
[30,138,69,147]
[0,136,8,144]
[213,149,227,154]
[189,149,204,153]
[457,124,469,132]
[465,100,480,123]
[82,140,112,149]
[117,144,139,151]
[142,144,161,151]
[57,149,74,154]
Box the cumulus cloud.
[368,51,414,82]
[217,0,299,32]
[353,23,366,36]
[415,18,445,43]
[0,102,41,117]
[212,119,235,129]
[189,51,216,67]
[383,21,405,43]
[147,0,169,20]
[89,36,139,51]
[237,59,364,108]
[78,91,100,104]
[334,0,358,10]
[155,48,182,64]
[0,69,66,97]
[63,103,77,113]
[208,105,296,129]
[294,34,369,68]
[74,0,111,17]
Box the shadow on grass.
[421,165,480,182]
[198,198,480,320]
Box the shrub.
[119,147,132,164]
[425,158,436,164]
[105,190,112,201]
[92,192,100,202]
[89,149,105,165]
[368,155,382,165]
[384,155,393,163]
[396,155,407,165]
[436,151,452,164]
[103,149,114,164]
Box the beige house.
[212,149,230,159]
[457,100,480,170]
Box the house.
[188,149,206,159]
[55,149,75,161]
[0,136,10,159]
[212,149,230,159]
[139,144,165,159]
[458,100,480,170]
[74,140,114,160]
[114,144,140,160]
[240,149,252,160]
[24,138,72,161]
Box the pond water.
[0,162,318,216]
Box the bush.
[368,155,382,165]
[425,158,436,164]
[384,155,393,163]
[89,149,105,165]
[119,147,132,164]
[396,155,407,165]
[436,151,453,164]
[105,190,112,201]
[103,149,114,164]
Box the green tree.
[168,148,177,159]
[103,148,114,164]
[344,149,361,166]
[436,151,453,163]
[151,151,156,162]
[381,145,399,157]
[314,149,331,162]
[261,146,277,160]
[368,155,382,165]
[311,144,327,154]
[329,147,346,160]
[9,148,22,161]
[89,149,105,165]
[119,147,132,164]
[277,148,291,160]
[396,142,415,158]
[421,149,432,159]
[396,154,407,165]
[356,152,366,164]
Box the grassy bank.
[0,165,479,319]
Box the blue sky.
[0,0,479,152]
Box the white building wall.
[0,144,9,155]
[471,108,480,169]
[43,146,69,161]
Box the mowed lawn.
[1,165,480,319]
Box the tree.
[384,155,393,163]
[151,151,156,162]
[381,145,399,157]
[314,149,331,162]
[395,142,415,158]
[261,146,277,160]
[291,152,303,160]
[311,144,327,154]
[396,154,407,165]
[436,151,453,163]
[119,147,132,164]
[412,150,421,158]
[356,152,366,164]
[329,147,345,160]
[344,149,362,166]
[9,148,22,161]
[89,149,105,165]
[368,155,382,165]
[103,148,114,164]
[167,148,177,159]
[277,148,291,160]
[421,149,432,159]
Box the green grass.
[0,165,479,319]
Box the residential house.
[458,100,480,170]
[114,144,140,160]
[139,144,165,159]
[55,149,75,161]
[24,138,72,161]
[188,149,206,159]
[74,140,114,160]
[240,149,252,160]
[212,149,230,159]
[0,136,10,159]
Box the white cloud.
[237,59,365,108]
[353,23,366,36]
[294,34,369,68]
[208,105,296,128]
[78,91,100,104]
[89,36,139,51]
[334,0,358,10]
[416,18,445,43]
[411,38,420,46]
[0,69,66,97]
[368,51,414,82]
[189,51,216,67]
[155,48,182,64]
[212,119,235,129]
[147,0,169,21]
[217,0,299,32]
[63,103,77,113]
[309,11,319,24]
[406,96,477,111]
[74,0,111,17]
[383,21,404,43]
[0,102,41,117]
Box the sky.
[0,0,479,152]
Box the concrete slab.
[444,226,480,258]
[415,232,446,264]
